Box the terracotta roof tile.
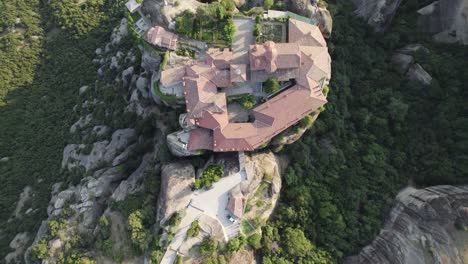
[188,128,213,151]
[288,19,327,47]
[160,17,331,153]
[145,26,178,50]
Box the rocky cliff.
[287,0,333,37]
[351,0,402,32]
[345,185,468,264]
[8,18,167,264]
[417,0,468,45]
[156,162,195,224]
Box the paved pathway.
[160,168,246,264]
[232,17,255,64]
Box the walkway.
[232,17,255,64]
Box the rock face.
[391,44,432,86]
[287,0,333,37]
[166,131,201,157]
[406,63,432,86]
[418,0,468,45]
[351,0,402,32]
[243,152,281,196]
[157,162,195,224]
[62,128,137,171]
[345,185,468,264]
[4,232,29,264]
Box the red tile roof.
[159,18,331,152]
[145,26,178,50]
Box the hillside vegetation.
[259,1,468,263]
[0,0,126,257]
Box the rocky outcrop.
[391,44,432,86]
[287,0,333,37]
[110,18,128,46]
[406,63,432,86]
[62,128,137,171]
[241,152,282,222]
[111,153,156,201]
[157,162,195,224]
[4,232,29,264]
[243,152,281,196]
[345,185,468,264]
[351,0,402,32]
[418,0,468,45]
[166,131,202,157]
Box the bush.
[247,233,262,249]
[298,115,315,130]
[254,23,261,37]
[167,212,182,227]
[174,255,183,264]
[194,165,224,189]
[186,220,201,238]
[199,237,218,256]
[238,94,256,110]
[264,77,280,94]
[161,51,169,70]
[322,84,330,96]
[263,0,274,10]
[33,239,49,260]
[226,235,246,253]
[128,210,150,251]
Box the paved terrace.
[232,17,255,64]
[160,168,247,264]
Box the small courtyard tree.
[264,77,280,94]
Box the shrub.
[298,115,315,130]
[254,23,261,37]
[33,239,49,260]
[226,234,246,253]
[161,51,169,70]
[194,165,224,189]
[128,210,150,251]
[264,77,280,94]
[167,212,182,227]
[199,237,217,255]
[174,255,183,264]
[239,94,256,109]
[247,233,262,249]
[322,84,329,96]
[186,220,201,238]
[263,0,274,10]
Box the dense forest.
[259,1,468,263]
[0,0,127,258]
[0,0,467,262]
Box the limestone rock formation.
[345,185,468,264]
[4,233,29,264]
[351,0,402,32]
[157,162,195,224]
[287,0,333,37]
[111,153,156,201]
[417,0,468,45]
[406,63,432,86]
[243,152,282,196]
[62,128,137,171]
[166,131,202,157]
[391,44,432,85]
